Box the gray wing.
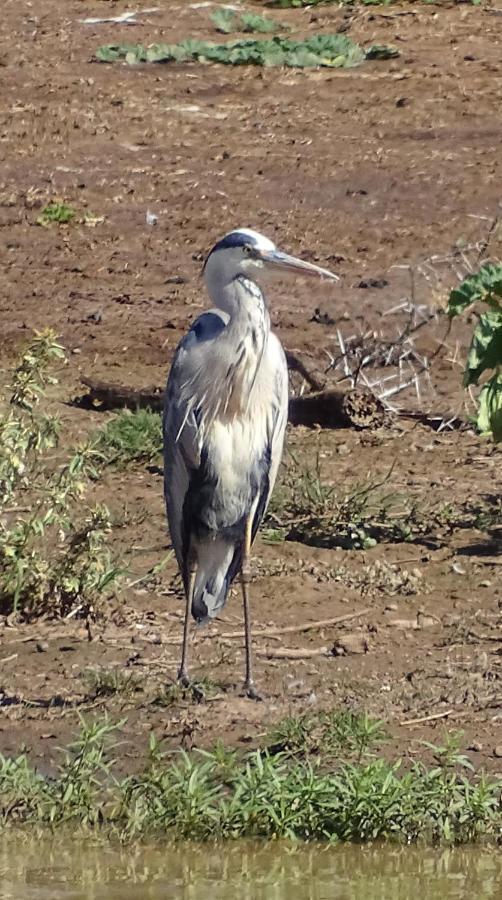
[163,310,228,579]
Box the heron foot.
[177,670,190,688]
[242,681,263,702]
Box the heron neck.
[211,275,270,342]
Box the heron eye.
[243,244,253,256]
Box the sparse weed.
[269,457,420,550]
[153,677,221,706]
[83,668,143,700]
[1,718,499,843]
[95,409,162,465]
[268,710,387,762]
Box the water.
[0,834,500,900]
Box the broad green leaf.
[476,373,502,440]
[464,310,502,385]
[448,264,502,318]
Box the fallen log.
[78,362,468,433]
[79,375,387,430]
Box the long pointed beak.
[259,248,339,282]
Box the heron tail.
[190,537,238,623]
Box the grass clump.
[0,331,121,617]
[95,409,162,465]
[0,717,500,844]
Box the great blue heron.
[163,228,338,698]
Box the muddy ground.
[0,1,500,776]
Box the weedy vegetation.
[447,263,502,441]
[0,331,121,618]
[0,717,499,843]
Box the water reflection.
[0,834,500,900]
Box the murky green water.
[0,834,500,900]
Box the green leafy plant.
[37,202,76,226]
[447,263,502,440]
[0,332,121,617]
[96,34,370,69]
[211,7,236,33]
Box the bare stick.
[256,646,330,660]
[400,709,455,727]
[218,608,370,640]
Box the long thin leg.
[241,514,261,700]
[178,564,196,686]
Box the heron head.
[202,228,339,288]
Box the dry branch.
[256,646,330,660]
[79,342,468,432]
[218,608,370,640]
[79,375,386,430]
[400,709,455,727]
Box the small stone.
[494,745,502,759]
[479,580,491,588]
[384,603,398,613]
[333,633,369,655]
[36,640,49,653]
[467,741,483,753]
[148,633,162,645]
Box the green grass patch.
[0,717,499,843]
[96,34,396,68]
[95,409,162,465]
